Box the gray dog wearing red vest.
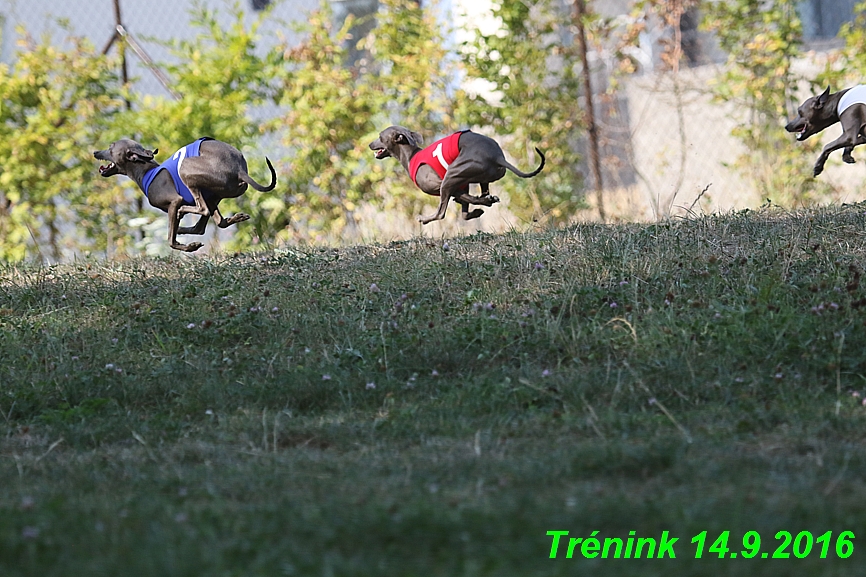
[369,126,545,224]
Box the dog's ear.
[126,147,156,163]
[815,86,831,108]
[395,130,422,147]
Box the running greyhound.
[369,126,545,223]
[785,85,866,177]
[94,138,276,252]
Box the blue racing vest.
[141,137,212,205]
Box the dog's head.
[93,139,159,177]
[786,87,838,141]
[369,126,424,160]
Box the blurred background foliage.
[0,0,849,261]
[0,28,128,261]
[701,0,834,205]
[455,0,586,222]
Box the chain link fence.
[587,0,866,221]
[1,0,864,227]
[0,0,318,99]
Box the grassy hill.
[2,205,865,576]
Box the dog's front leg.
[814,133,861,176]
[460,201,484,220]
[418,187,452,224]
[168,200,203,252]
[177,215,209,236]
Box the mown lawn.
[2,206,866,576]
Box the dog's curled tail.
[503,147,545,179]
[240,157,277,192]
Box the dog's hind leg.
[211,204,250,229]
[177,155,235,218]
[479,182,499,204]
[177,187,211,218]
[842,126,866,164]
[456,191,498,206]
[453,184,498,207]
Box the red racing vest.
[409,131,469,190]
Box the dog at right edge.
[785,85,866,177]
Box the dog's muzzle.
[99,159,120,176]
[369,139,391,160]
[786,119,809,141]
[94,150,120,177]
[98,162,118,176]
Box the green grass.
[2,205,866,576]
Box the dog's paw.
[843,154,856,164]
[490,196,500,204]
[185,242,204,253]
[229,213,251,224]
[813,165,824,177]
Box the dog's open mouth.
[98,162,118,177]
[370,145,391,160]
[796,127,808,141]
[788,119,809,141]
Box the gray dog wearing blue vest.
[785,85,866,177]
[94,138,276,252]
